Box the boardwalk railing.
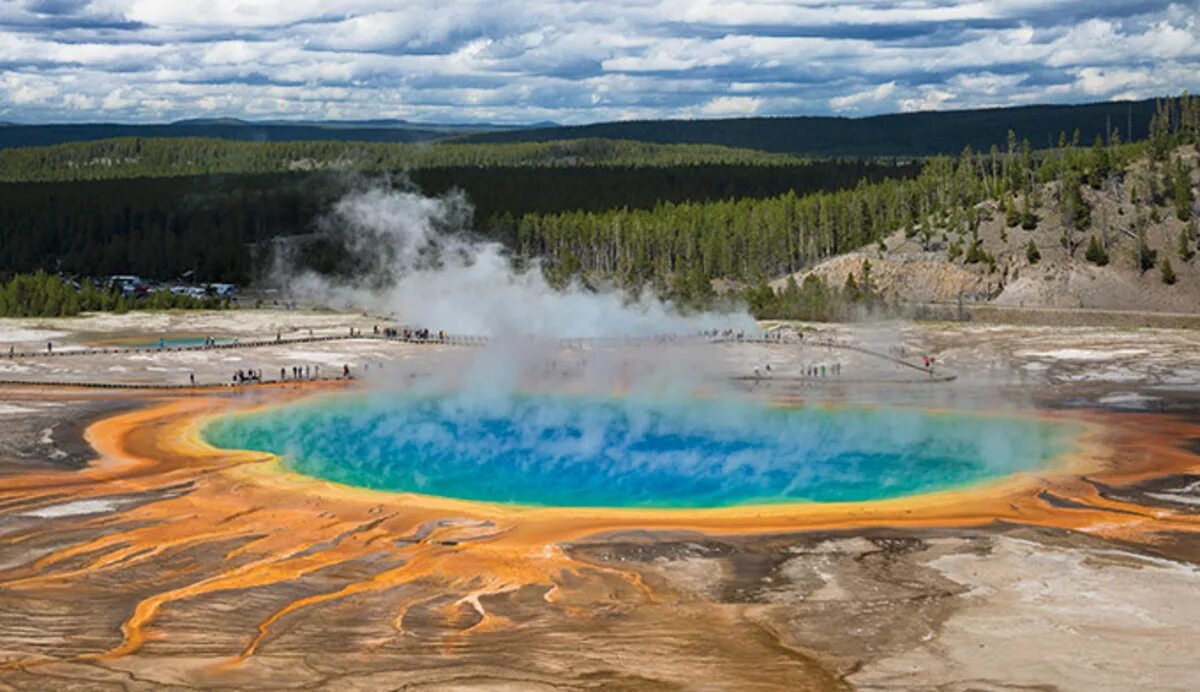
[1,331,953,388]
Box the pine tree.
[965,238,987,264]
[1181,222,1198,262]
[1135,231,1158,273]
[1020,194,1038,230]
[1084,235,1109,266]
[1004,196,1020,227]
[859,258,874,296]
[843,272,860,303]
[1161,257,1177,285]
[1170,156,1193,222]
[744,279,777,318]
[1025,239,1041,264]
[1087,135,1111,189]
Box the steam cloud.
[281,182,755,339]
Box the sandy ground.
[0,311,1198,690]
[0,309,382,352]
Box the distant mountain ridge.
[0,118,534,150]
[456,99,1164,157]
[0,98,1164,156]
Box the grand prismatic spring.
[2,323,1200,690]
[203,393,1078,508]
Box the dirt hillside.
[775,145,1200,313]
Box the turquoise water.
[95,335,234,349]
[203,393,1077,509]
[132,336,232,349]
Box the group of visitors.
[749,362,841,379]
[228,363,352,385]
[233,369,263,384]
[379,326,441,341]
[804,363,841,378]
[280,365,320,380]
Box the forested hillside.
[0,159,915,282]
[0,138,805,182]
[459,99,1164,157]
[513,97,1200,307]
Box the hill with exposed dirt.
[774,145,1200,315]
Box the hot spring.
[203,393,1079,509]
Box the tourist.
[189,373,195,387]
[343,364,351,379]
[280,367,286,381]
[46,341,52,354]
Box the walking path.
[0,331,952,388]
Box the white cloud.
[1076,67,1150,96]
[62,92,95,110]
[0,0,1197,123]
[697,96,762,116]
[1,73,58,106]
[830,81,896,111]
[899,87,956,112]
[101,88,133,110]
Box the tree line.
[0,137,807,183]
[0,272,225,318]
[0,160,918,283]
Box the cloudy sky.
[2,1,1198,124]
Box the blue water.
[130,336,232,349]
[203,393,1077,509]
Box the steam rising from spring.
[283,183,755,339]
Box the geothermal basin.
[204,393,1080,508]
